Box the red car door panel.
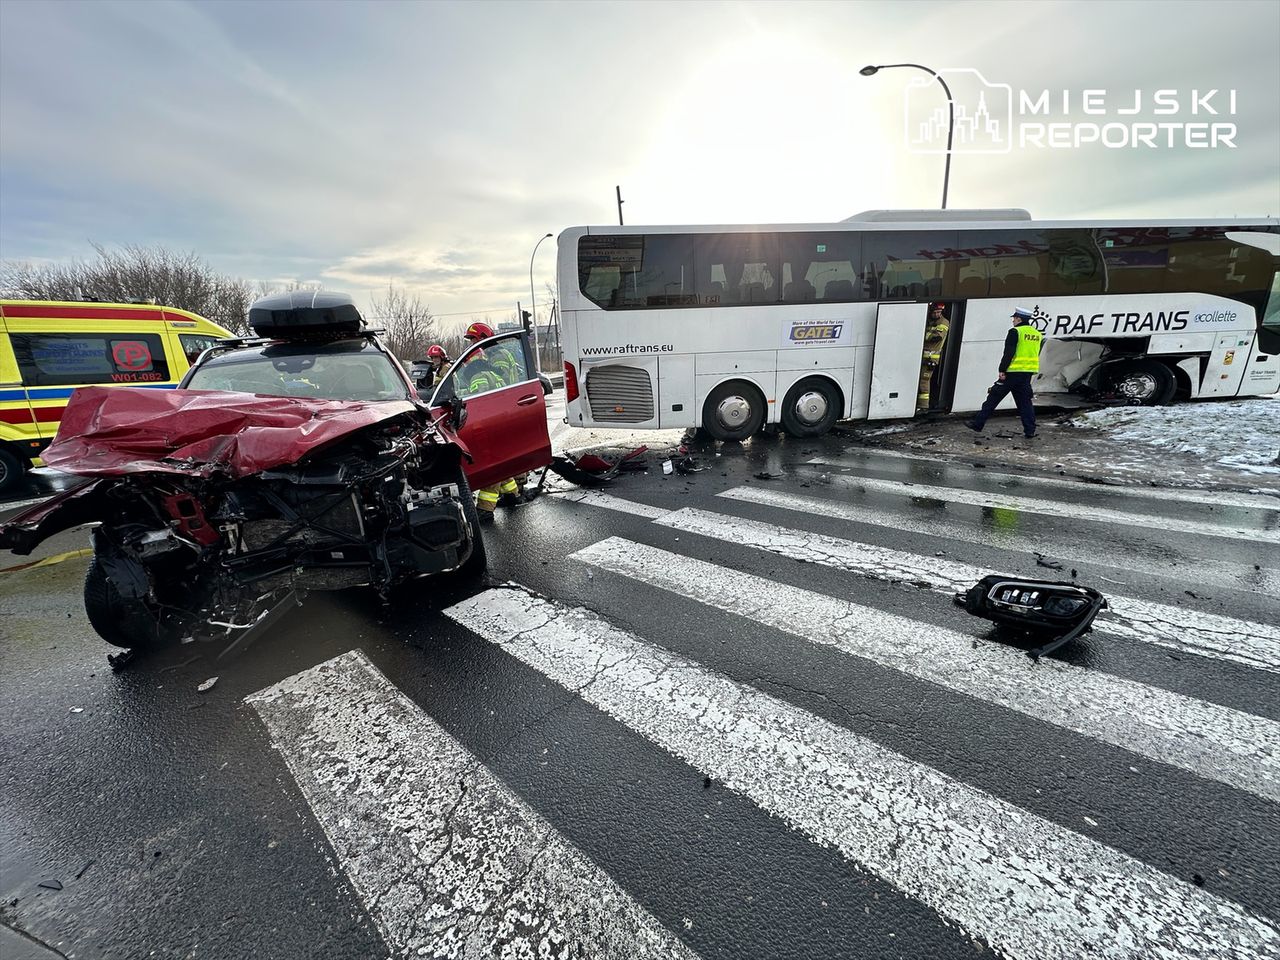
[433,332,551,489]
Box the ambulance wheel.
[702,380,765,442]
[0,448,24,494]
[781,378,841,438]
[1105,360,1175,405]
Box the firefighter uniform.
[917,303,951,410]
[459,323,525,514]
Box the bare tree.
[368,282,436,361]
[0,243,258,334]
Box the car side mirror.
[539,373,554,396]
[448,395,468,431]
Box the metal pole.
[529,232,553,372]
[861,63,955,209]
[616,185,625,225]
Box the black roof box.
[249,290,364,339]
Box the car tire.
[1104,360,1175,405]
[0,447,25,494]
[454,466,487,580]
[701,380,765,442]
[780,377,841,438]
[83,554,168,650]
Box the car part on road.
[547,446,648,487]
[954,575,1107,660]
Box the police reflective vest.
[1007,325,1043,373]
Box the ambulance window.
[10,333,171,386]
[179,334,222,365]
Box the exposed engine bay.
[0,387,482,654]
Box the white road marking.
[547,488,672,518]
[659,506,1280,675]
[446,587,1280,960]
[805,471,1280,543]
[807,452,1280,510]
[721,485,1280,594]
[247,651,699,960]
[571,538,1280,803]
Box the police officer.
[966,307,1042,438]
[460,322,526,515]
[917,302,951,410]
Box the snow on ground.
[1068,395,1280,476]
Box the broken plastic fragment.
[197,677,219,693]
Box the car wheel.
[0,448,25,494]
[701,380,765,442]
[780,377,841,438]
[454,466,487,580]
[1104,360,1175,405]
[83,554,169,649]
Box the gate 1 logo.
[1029,306,1052,333]
[111,340,153,371]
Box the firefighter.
[460,322,526,515]
[425,344,450,386]
[917,302,951,410]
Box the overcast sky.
[1,0,1277,323]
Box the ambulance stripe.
[720,485,1279,594]
[247,651,699,960]
[809,473,1280,542]
[657,506,1280,674]
[445,586,1280,960]
[570,538,1280,803]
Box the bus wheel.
[781,378,841,438]
[702,380,765,441]
[1105,360,1175,405]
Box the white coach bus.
[555,210,1280,440]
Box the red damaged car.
[0,291,552,653]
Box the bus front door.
[867,303,929,420]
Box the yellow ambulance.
[0,300,233,491]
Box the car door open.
[433,331,552,489]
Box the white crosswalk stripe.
[720,484,1280,594]
[247,651,701,960]
[572,537,1280,803]
[445,586,1280,960]
[806,452,1280,511]
[804,472,1280,542]
[657,506,1280,675]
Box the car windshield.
[186,339,410,402]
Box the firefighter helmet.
[464,321,495,341]
[426,344,447,362]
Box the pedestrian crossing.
[248,462,1280,959]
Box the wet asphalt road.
[2,432,1279,960]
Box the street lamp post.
[529,232,553,371]
[860,63,954,209]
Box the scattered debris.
[38,879,63,891]
[197,677,219,693]
[674,456,707,475]
[549,446,649,486]
[662,460,674,476]
[1034,553,1064,570]
[75,859,95,880]
[69,707,83,714]
[753,471,784,481]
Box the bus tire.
[1104,359,1175,405]
[781,377,842,438]
[702,380,765,441]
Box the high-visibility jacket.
[1006,324,1043,373]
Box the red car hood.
[43,386,423,479]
